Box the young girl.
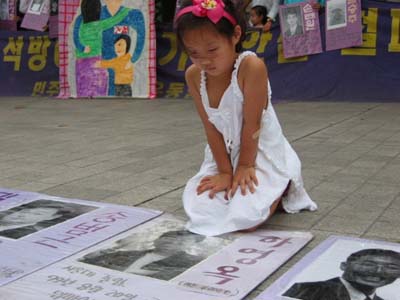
[249,5,268,29]
[175,0,317,236]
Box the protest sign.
[21,0,50,31]
[0,214,313,300]
[256,235,400,300]
[0,189,162,286]
[279,2,322,58]
[326,0,363,50]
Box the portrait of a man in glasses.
[283,248,400,300]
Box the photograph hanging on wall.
[279,2,322,58]
[256,235,400,300]
[325,0,362,51]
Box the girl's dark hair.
[115,35,132,54]
[81,0,101,23]
[175,0,247,53]
[251,5,268,25]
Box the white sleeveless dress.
[183,51,317,236]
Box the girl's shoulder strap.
[231,51,257,97]
[199,70,209,108]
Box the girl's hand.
[197,173,232,200]
[230,166,258,197]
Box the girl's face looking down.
[182,24,241,77]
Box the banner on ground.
[256,235,400,300]
[0,214,313,300]
[279,2,322,58]
[325,0,363,50]
[58,0,156,99]
[0,187,162,286]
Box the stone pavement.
[1,97,400,299]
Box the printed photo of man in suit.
[79,230,208,281]
[283,248,400,300]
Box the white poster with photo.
[0,189,162,287]
[256,235,400,300]
[0,214,313,300]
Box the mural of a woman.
[72,0,130,97]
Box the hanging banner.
[256,235,400,300]
[58,0,156,99]
[279,2,322,58]
[0,214,313,300]
[325,0,363,51]
[21,0,51,31]
[0,188,162,286]
[157,1,400,101]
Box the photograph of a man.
[0,199,96,239]
[327,0,347,30]
[282,6,303,37]
[79,228,230,281]
[283,248,400,300]
[0,0,8,20]
[28,0,44,14]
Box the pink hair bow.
[175,0,237,25]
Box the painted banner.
[0,214,313,300]
[0,188,162,286]
[256,235,400,300]
[325,0,363,50]
[21,0,50,31]
[156,0,400,101]
[279,2,322,58]
[58,0,156,99]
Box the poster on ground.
[0,188,162,286]
[279,2,322,58]
[325,0,362,51]
[58,0,156,99]
[256,235,400,300]
[0,214,313,300]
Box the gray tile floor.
[1,98,400,298]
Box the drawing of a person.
[72,0,130,97]
[95,35,134,97]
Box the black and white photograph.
[50,0,57,15]
[279,239,400,300]
[27,0,44,14]
[327,0,347,30]
[79,220,232,281]
[0,199,96,239]
[282,5,304,37]
[0,0,8,20]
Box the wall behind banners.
[0,31,59,97]
[157,0,400,101]
[0,0,399,100]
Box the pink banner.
[21,0,50,31]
